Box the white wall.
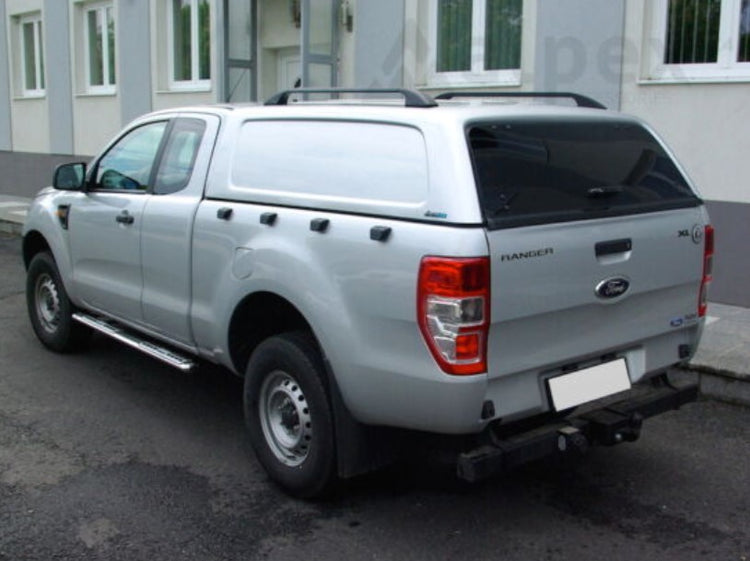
[6,0,49,153]
[72,95,122,156]
[621,1,750,204]
[11,97,49,152]
[533,0,624,110]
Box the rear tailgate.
[467,114,709,417]
[486,208,705,379]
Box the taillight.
[698,224,714,317]
[417,257,490,375]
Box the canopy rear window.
[468,119,701,229]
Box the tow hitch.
[456,379,698,483]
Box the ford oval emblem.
[595,277,630,300]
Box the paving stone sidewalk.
[0,195,30,235]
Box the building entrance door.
[278,49,301,90]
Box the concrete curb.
[0,197,29,235]
[0,219,23,236]
[680,365,750,408]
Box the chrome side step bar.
[72,313,197,372]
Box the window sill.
[419,70,522,90]
[14,93,46,101]
[639,74,750,85]
[641,63,750,85]
[163,81,212,94]
[75,91,118,98]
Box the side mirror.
[53,162,87,191]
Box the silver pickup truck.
[23,89,712,497]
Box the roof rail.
[434,91,606,110]
[265,88,438,108]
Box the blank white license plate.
[547,358,631,411]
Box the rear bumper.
[457,378,698,482]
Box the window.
[154,119,206,194]
[20,15,45,96]
[94,122,168,191]
[169,0,211,89]
[428,0,523,86]
[468,119,701,230]
[647,0,750,81]
[84,4,116,92]
[742,0,750,60]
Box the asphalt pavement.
[0,233,748,560]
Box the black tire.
[26,251,91,353]
[244,331,337,499]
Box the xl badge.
[595,277,630,300]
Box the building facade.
[1,0,748,305]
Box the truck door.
[140,114,220,345]
[68,121,169,323]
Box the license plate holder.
[547,358,631,411]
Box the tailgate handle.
[595,238,632,257]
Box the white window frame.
[425,0,522,88]
[83,2,116,94]
[19,14,45,98]
[644,0,750,83]
[167,0,211,91]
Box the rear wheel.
[26,252,90,352]
[244,331,336,498]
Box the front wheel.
[244,332,337,499]
[26,251,90,353]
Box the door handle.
[595,238,631,257]
[116,212,134,225]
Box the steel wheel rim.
[35,273,61,334]
[259,371,313,467]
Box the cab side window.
[154,118,207,195]
[93,121,168,191]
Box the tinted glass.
[468,119,700,229]
[22,22,37,90]
[740,0,750,62]
[437,0,472,72]
[484,0,522,70]
[38,21,44,89]
[154,118,206,194]
[87,10,103,86]
[95,122,168,191]
[107,7,116,84]
[172,0,192,81]
[198,0,210,79]
[665,0,720,64]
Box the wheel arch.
[22,230,52,270]
[227,291,317,376]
